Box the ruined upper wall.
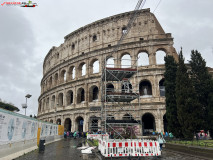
[43,8,171,74]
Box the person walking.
[73,131,77,139]
[158,134,166,151]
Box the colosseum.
[37,8,179,135]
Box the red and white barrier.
[98,139,161,157]
[87,134,109,140]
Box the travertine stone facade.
[37,9,178,134]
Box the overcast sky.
[0,0,213,116]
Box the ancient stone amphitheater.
[37,8,179,135]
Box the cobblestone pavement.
[15,138,210,160]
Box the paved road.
[15,138,98,160]
[15,138,210,160]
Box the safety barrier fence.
[98,138,161,157]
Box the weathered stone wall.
[38,9,178,134]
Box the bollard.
[39,139,45,152]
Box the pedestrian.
[73,131,77,139]
[158,134,166,151]
[67,131,69,137]
[64,131,67,138]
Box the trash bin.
[39,139,45,152]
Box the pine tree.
[189,50,212,131]
[164,55,182,138]
[176,49,202,139]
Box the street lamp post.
[22,94,32,116]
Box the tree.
[0,101,20,112]
[164,55,182,138]
[207,80,213,138]
[176,49,202,139]
[189,50,212,131]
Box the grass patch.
[167,139,213,148]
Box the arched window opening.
[92,87,99,101]
[93,35,97,42]
[123,114,134,120]
[67,90,73,105]
[64,118,72,132]
[43,99,45,111]
[49,77,52,88]
[106,83,114,93]
[163,114,168,132]
[50,119,53,123]
[106,57,114,68]
[90,116,98,132]
[138,52,149,66]
[54,73,58,86]
[142,113,155,135]
[76,116,84,132]
[121,82,132,93]
[156,50,166,64]
[61,70,66,83]
[51,95,55,109]
[58,93,64,106]
[39,102,42,112]
[92,60,99,73]
[56,119,61,125]
[139,80,152,97]
[122,26,127,34]
[46,98,49,110]
[72,44,75,50]
[79,63,86,76]
[159,79,165,97]
[121,54,131,68]
[77,88,85,103]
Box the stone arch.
[60,70,66,83]
[58,93,64,106]
[89,85,99,102]
[90,116,99,132]
[156,49,167,64]
[66,90,73,105]
[56,119,61,125]
[78,62,86,76]
[106,57,115,68]
[51,95,55,109]
[64,118,72,132]
[121,82,132,93]
[42,99,45,111]
[142,113,156,135]
[77,88,85,103]
[68,66,75,80]
[159,78,165,97]
[75,116,84,132]
[90,59,99,74]
[54,73,58,86]
[138,51,149,66]
[163,114,168,132]
[46,97,49,110]
[106,83,114,93]
[49,76,53,89]
[139,80,152,97]
[121,53,131,68]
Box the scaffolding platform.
[106,119,141,124]
[106,92,138,102]
[102,68,137,81]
